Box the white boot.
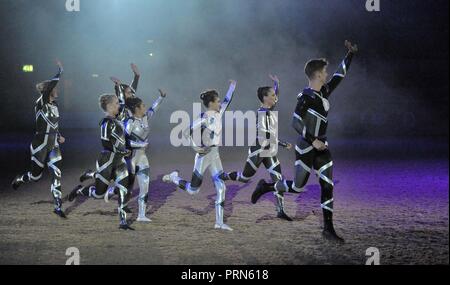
[162,171,179,183]
[136,199,151,222]
[214,202,233,231]
[214,223,233,231]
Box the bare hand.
[158,89,167,98]
[56,60,63,70]
[110,76,121,85]
[131,63,140,76]
[345,40,358,53]
[312,139,327,151]
[269,74,279,83]
[286,143,293,150]
[197,146,211,155]
[58,135,65,144]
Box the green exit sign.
[22,65,34,72]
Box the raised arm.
[42,61,63,103]
[292,94,316,144]
[147,89,167,119]
[219,80,237,117]
[130,63,140,92]
[325,40,358,96]
[110,77,125,104]
[269,74,280,96]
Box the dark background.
[0,0,448,139]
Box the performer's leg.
[261,156,292,220]
[113,160,132,230]
[209,149,232,231]
[273,142,314,194]
[163,153,208,195]
[135,153,151,222]
[251,140,314,206]
[12,139,47,189]
[68,152,113,201]
[125,155,135,199]
[221,146,263,183]
[47,147,66,217]
[313,149,343,243]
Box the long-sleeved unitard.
[72,116,130,227]
[164,82,236,230]
[221,80,292,215]
[13,66,64,213]
[123,95,165,220]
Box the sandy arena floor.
[0,134,448,265]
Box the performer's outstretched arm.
[325,40,358,96]
[269,74,280,96]
[130,63,140,92]
[147,89,167,119]
[110,77,124,103]
[219,80,237,117]
[42,61,63,104]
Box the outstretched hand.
[158,89,167,98]
[269,74,279,84]
[345,40,358,53]
[130,63,140,76]
[110,76,121,85]
[56,60,63,70]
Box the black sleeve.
[114,84,126,105]
[292,95,316,144]
[42,67,63,104]
[131,74,140,92]
[324,51,354,97]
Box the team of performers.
[11,40,358,240]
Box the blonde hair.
[99,94,117,111]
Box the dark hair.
[200,89,219,107]
[36,80,51,94]
[99,94,117,112]
[120,84,136,94]
[304,58,328,79]
[257,86,273,103]
[125,97,143,114]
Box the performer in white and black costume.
[114,63,140,122]
[68,94,133,230]
[79,64,141,213]
[123,89,167,222]
[220,75,293,221]
[251,41,358,243]
[11,61,67,218]
[162,80,237,231]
